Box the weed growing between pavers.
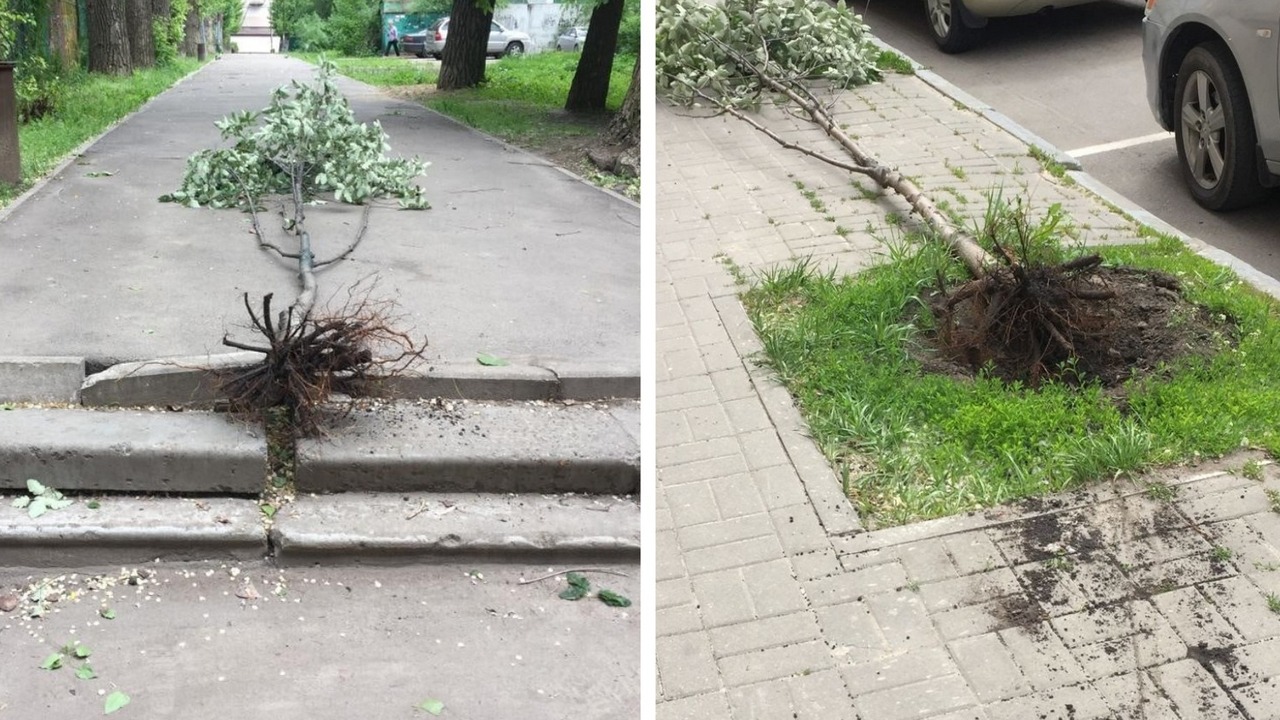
[743,217,1280,526]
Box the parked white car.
[409,17,531,59]
[1142,0,1280,209]
[556,27,587,52]
[923,0,1099,53]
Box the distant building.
[233,0,280,53]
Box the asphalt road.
[851,0,1280,280]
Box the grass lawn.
[742,221,1280,528]
[290,53,439,86]
[1,58,204,210]
[293,51,638,198]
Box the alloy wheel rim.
[1180,70,1228,190]
[928,0,953,38]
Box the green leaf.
[415,698,445,715]
[73,645,92,659]
[559,584,589,600]
[598,589,632,608]
[40,653,63,670]
[12,496,30,509]
[260,503,277,518]
[476,353,509,367]
[104,690,130,714]
[76,664,97,680]
[565,572,590,590]
[26,479,45,495]
[87,500,101,510]
[28,498,48,519]
[100,607,116,620]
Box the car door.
[488,22,504,55]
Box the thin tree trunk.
[127,0,155,68]
[87,0,133,75]
[436,0,492,90]
[687,36,995,277]
[565,0,623,112]
[182,4,199,56]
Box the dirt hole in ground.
[916,261,1236,397]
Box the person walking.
[385,21,400,56]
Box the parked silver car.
[557,27,587,52]
[412,17,531,59]
[1143,0,1280,210]
[923,0,1099,53]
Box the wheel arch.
[1156,23,1234,129]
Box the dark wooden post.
[0,61,20,186]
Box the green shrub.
[14,55,66,122]
[153,0,190,65]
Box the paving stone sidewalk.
[655,68,1280,719]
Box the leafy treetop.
[656,0,880,110]
[161,59,429,209]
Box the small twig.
[517,569,631,585]
[314,203,372,268]
[405,500,430,520]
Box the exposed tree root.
[219,289,425,437]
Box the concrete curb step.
[0,493,640,567]
[297,400,641,494]
[0,497,266,567]
[0,400,639,496]
[0,408,264,494]
[272,492,641,565]
[0,354,641,406]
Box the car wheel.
[925,0,981,54]
[415,50,425,58]
[504,41,524,57]
[1173,43,1267,210]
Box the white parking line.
[1067,131,1175,158]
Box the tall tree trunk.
[564,0,623,112]
[607,55,639,148]
[436,0,492,90]
[127,0,155,68]
[48,0,80,70]
[181,3,199,56]
[87,0,133,75]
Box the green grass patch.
[1,59,203,209]
[742,232,1280,526]
[423,53,633,141]
[873,48,914,75]
[289,53,438,86]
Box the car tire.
[925,0,981,54]
[504,41,524,57]
[415,50,425,58]
[1173,42,1267,210]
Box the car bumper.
[964,0,1097,18]
[1141,15,1170,130]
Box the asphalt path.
[0,54,639,368]
[851,0,1280,279]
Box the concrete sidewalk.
[0,559,639,719]
[656,57,1280,719]
[0,53,639,371]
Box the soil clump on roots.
[918,259,1236,392]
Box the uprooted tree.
[162,60,429,434]
[656,0,1131,384]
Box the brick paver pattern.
[656,71,1280,719]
